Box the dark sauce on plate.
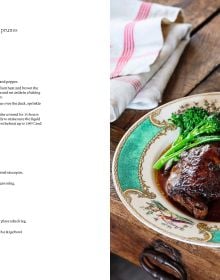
[154,149,220,222]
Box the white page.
[0,1,78,279]
[0,0,109,278]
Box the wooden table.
[110,1,220,279]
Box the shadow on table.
[110,253,154,280]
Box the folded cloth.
[110,0,192,122]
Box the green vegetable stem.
[153,107,220,170]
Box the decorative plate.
[112,92,220,247]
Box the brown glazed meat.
[165,144,220,219]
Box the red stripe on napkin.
[118,77,142,92]
[111,2,152,78]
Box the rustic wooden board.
[111,109,137,130]
[110,125,125,150]
[111,199,220,280]
[189,66,220,95]
[162,14,220,103]
[149,0,220,30]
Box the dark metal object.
[153,240,181,262]
[139,240,187,280]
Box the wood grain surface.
[151,0,220,28]
[162,14,220,103]
[110,0,220,278]
[189,66,220,96]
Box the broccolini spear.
[170,107,209,145]
[153,107,220,170]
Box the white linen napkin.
[110,0,191,122]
